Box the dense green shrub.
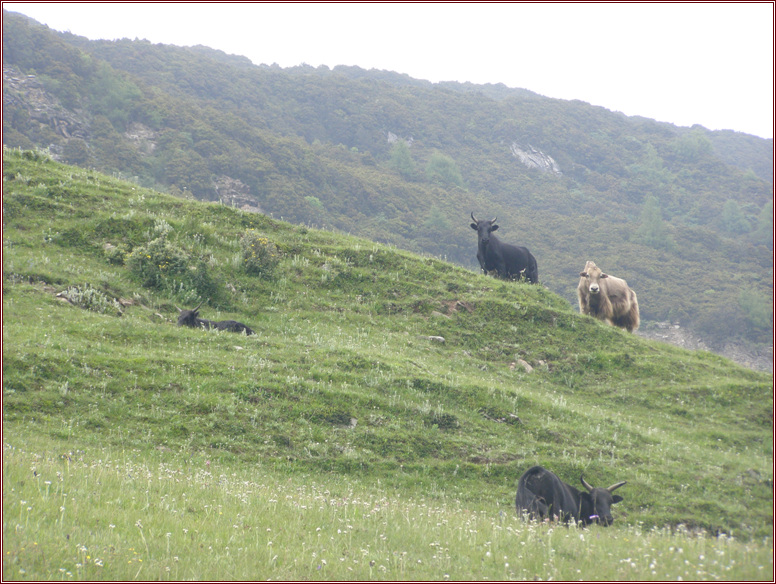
[103,242,130,265]
[126,235,188,289]
[738,288,773,330]
[240,230,280,278]
[126,234,217,301]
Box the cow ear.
[579,271,587,277]
[491,224,499,232]
[612,495,623,504]
[470,223,478,230]
[600,273,609,279]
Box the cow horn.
[175,305,183,312]
[491,216,497,224]
[471,212,478,223]
[580,475,594,492]
[606,481,627,493]
[193,300,204,311]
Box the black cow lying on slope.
[176,301,255,335]
[515,465,626,526]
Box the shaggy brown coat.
[577,261,640,332]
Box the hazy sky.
[4,2,774,138]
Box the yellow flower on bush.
[240,231,280,278]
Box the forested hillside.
[2,9,772,365]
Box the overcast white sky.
[4,2,774,138]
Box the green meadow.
[3,148,773,580]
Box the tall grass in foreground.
[4,440,772,581]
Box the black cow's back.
[486,236,538,283]
[512,246,538,283]
[515,466,582,522]
[471,216,538,283]
[177,307,254,335]
[214,320,255,335]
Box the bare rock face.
[510,142,562,175]
[124,122,157,155]
[3,65,90,142]
[213,175,264,214]
[637,322,773,373]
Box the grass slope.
[3,436,772,581]
[3,148,773,578]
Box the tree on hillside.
[88,62,143,130]
[624,143,673,203]
[751,201,773,249]
[389,140,416,180]
[425,151,464,188]
[720,199,751,234]
[633,195,676,251]
[738,288,773,332]
[423,205,451,231]
[672,128,713,162]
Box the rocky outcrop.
[213,175,263,214]
[386,131,413,146]
[637,321,773,373]
[511,142,561,175]
[124,122,157,155]
[3,65,89,141]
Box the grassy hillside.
[2,149,773,578]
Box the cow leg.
[627,290,640,332]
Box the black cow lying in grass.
[515,465,626,526]
[176,301,255,335]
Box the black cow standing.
[176,301,255,335]
[470,213,538,283]
[515,466,626,526]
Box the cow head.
[176,300,204,327]
[579,475,626,526]
[579,261,608,295]
[470,212,499,245]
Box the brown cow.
[577,261,640,332]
